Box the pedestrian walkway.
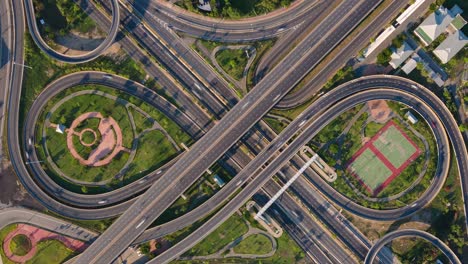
[3,224,87,263]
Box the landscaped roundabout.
[31,84,191,193]
[308,99,438,210]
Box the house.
[432,30,468,64]
[414,5,462,46]
[389,41,414,69]
[401,58,418,74]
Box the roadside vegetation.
[0,225,77,264]
[24,34,190,192]
[215,49,248,80]
[154,164,231,225]
[233,234,273,254]
[33,0,98,39]
[176,0,294,19]
[263,117,288,134]
[191,38,275,96]
[397,154,466,261]
[173,208,304,263]
[376,33,407,66]
[35,84,189,191]
[9,235,31,256]
[308,101,437,209]
[21,34,147,133]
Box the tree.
[140,242,151,255]
[81,186,88,193]
[377,48,392,65]
[459,124,468,132]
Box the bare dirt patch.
[367,100,392,123]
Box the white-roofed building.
[56,124,66,134]
[401,58,418,74]
[414,5,462,46]
[389,41,414,69]
[432,30,468,64]
[406,111,419,124]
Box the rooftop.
[389,41,414,69]
[450,14,467,30]
[414,5,462,46]
[401,58,418,74]
[432,30,468,64]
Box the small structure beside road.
[406,111,419,124]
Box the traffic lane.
[129,0,320,40]
[117,2,238,107]
[148,89,432,263]
[259,181,356,264]
[0,208,97,242]
[139,76,455,245]
[74,0,213,130]
[278,0,409,108]
[254,192,332,264]
[24,0,119,63]
[254,0,342,82]
[22,72,195,208]
[364,229,461,264]
[0,0,12,158]
[75,0,376,262]
[277,165,370,259]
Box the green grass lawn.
[43,93,133,183]
[27,239,76,264]
[175,226,304,263]
[33,0,97,35]
[364,121,384,137]
[215,49,248,80]
[123,130,178,184]
[177,0,294,18]
[36,84,191,190]
[0,225,77,264]
[129,107,154,135]
[45,125,130,183]
[187,214,249,256]
[9,234,32,256]
[0,225,17,264]
[263,117,288,134]
[233,234,273,255]
[49,93,134,147]
[80,130,98,145]
[312,100,437,207]
[21,34,147,136]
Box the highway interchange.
[0,0,467,263]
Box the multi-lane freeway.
[75,0,385,262]
[2,0,467,264]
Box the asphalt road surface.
[75,1,383,262]
[364,229,461,264]
[24,0,119,63]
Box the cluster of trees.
[376,33,407,65]
[33,0,95,39]
[442,88,458,117]
[182,0,294,18]
[323,66,356,92]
